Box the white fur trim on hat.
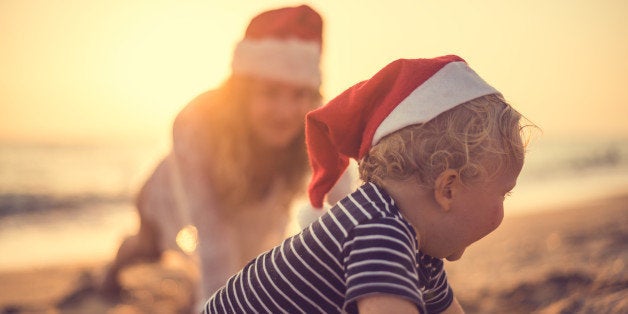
[231,38,321,88]
[372,61,500,146]
[296,201,328,229]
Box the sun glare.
[1,0,627,142]
[0,1,248,142]
[176,225,199,255]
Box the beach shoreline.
[1,192,626,313]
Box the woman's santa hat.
[305,55,501,211]
[231,5,322,89]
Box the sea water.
[0,135,627,270]
[0,139,168,270]
[508,136,628,212]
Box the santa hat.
[305,55,501,209]
[231,5,323,89]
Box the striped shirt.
[203,182,454,313]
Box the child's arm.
[357,294,420,314]
[441,297,465,314]
[357,294,465,314]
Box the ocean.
[0,139,168,271]
[1,135,627,271]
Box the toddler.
[203,55,530,314]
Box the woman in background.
[101,4,351,309]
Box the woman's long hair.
[204,76,313,211]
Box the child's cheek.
[487,204,505,233]
[476,203,504,241]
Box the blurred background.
[0,1,626,308]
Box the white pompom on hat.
[231,5,323,89]
[305,55,501,209]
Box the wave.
[567,146,622,171]
[522,139,628,180]
[0,192,131,218]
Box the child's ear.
[434,169,458,212]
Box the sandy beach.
[1,193,626,314]
[446,192,628,313]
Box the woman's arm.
[171,104,240,298]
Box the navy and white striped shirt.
[203,182,454,313]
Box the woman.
[101,4,351,309]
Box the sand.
[1,194,626,314]
[446,193,628,313]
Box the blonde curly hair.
[359,94,530,187]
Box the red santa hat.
[305,55,501,209]
[231,5,323,89]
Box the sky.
[1,0,627,144]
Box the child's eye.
[504,191,513,198]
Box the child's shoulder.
[326,182,408,227]
[341,182,394,209]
